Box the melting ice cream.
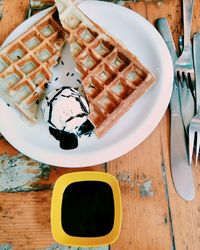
[41,87,93,149]
[42,87,89,132]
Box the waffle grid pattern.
[57,0,156,137]
[0,8,65,122]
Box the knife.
[193,33,200,113]
[156,18,195,201]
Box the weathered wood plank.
[159,110,200,250]
[106,2,172,250]
[0,138,18,156]
[108,127,172,250]
[0,151,106,192]
[0,1,106,248]
[146,1,200,250]
[0,142,105,247]
[0,191,54,249]
[0,0,30,45]
[0,191,108,250]
[0,138,105,192]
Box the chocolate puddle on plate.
[49,120,94,150]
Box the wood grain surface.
[1,0,200,249]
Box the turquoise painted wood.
[0,243,109,250]
[0,154,51,192]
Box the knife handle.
[193,33,200,112]
[155,18,177,63]
[183,0,194,51]
[156,18,181,114]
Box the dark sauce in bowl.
[61,181,114,237]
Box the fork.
[189,33,200,165]
[178,35,195,134]
[174,0,194,86]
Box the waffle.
[55,0,156,137]
[0,7,66,122]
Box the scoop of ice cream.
[41,87,89,133]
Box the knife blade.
[156,18,195,201]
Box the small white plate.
[0,1,173,167]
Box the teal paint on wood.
[139,180,153,197]
[0,154,51,192]
[0,244,12,250]
[161,161,169,200]
[116,172,134,192]
[43,243,109,250]
[161,155,176,249]
[116,172,155,197]
[30,0,54,10]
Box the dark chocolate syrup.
[61,181,114,237]
[77,119,94,137]
[49,127,78,150]
[49,120,94,150]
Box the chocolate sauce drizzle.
[46,87,93,150]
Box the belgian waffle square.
[55,0,156,137]
[0,7,66,122]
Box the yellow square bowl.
[51,171,122,247]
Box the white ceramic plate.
[0,1,173,167]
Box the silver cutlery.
[174,0,194,89]
[178,36,195,134]
[189,33,200,164]
[156,18,195,201]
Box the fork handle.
[183,0,194,51]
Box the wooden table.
[1,0,200,249]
